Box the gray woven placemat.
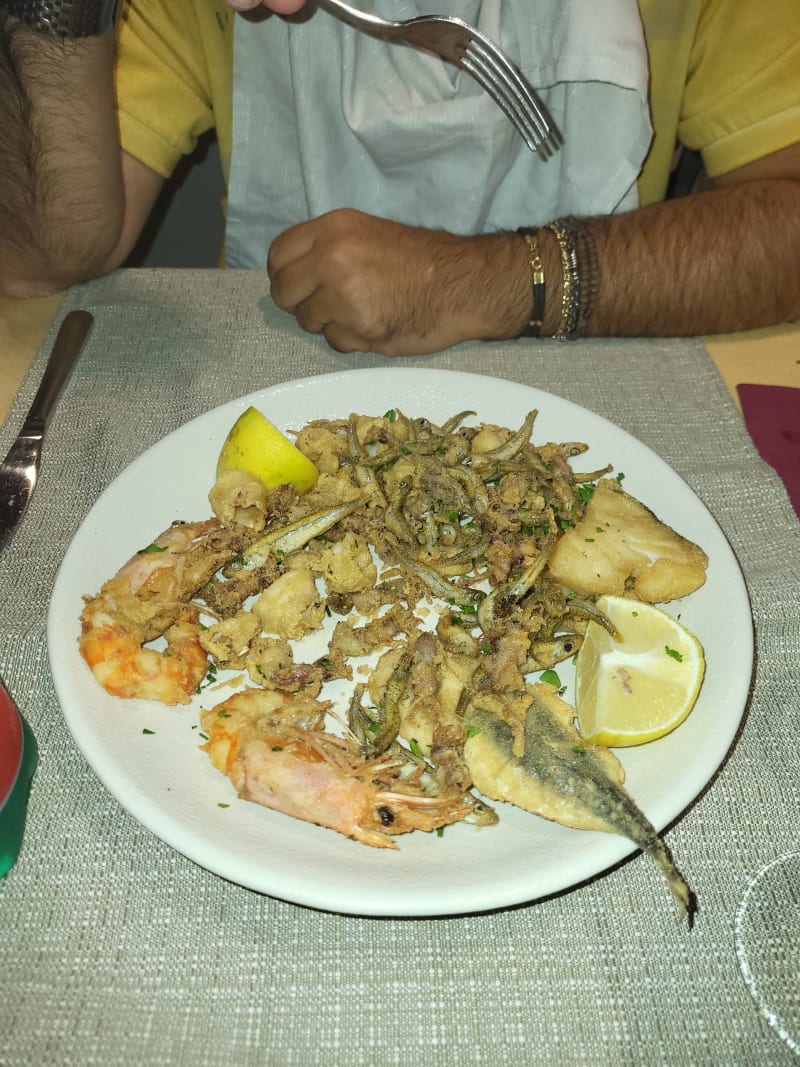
[1,269,798,1066]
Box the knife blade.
[0,309,94,553]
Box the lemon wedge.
[574,594,705,747]
[216,406,319,494]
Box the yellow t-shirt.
[116,0,800,208]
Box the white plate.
[48,369,752,916]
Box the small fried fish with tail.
[464,683,696,922]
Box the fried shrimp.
[201,688,497,847]
[79,519,249,704]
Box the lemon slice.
[574,594,705,747]
[216,406,318,494]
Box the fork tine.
[460,54,547,156]
[469,44,551,137]
[495,59,563,150]
[460,50,554,157]
[462,55,549,152]
[463,41,562,154]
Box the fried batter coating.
[547,478,708,602]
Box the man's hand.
[268,209,532,355]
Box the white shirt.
[226,0,652,269]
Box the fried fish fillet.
[465,684,696,920]
[547,478,708,603]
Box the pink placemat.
[737,384,800,516]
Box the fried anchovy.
[349,654,408,757]
[469,691,697,923]
[245,499,364,567]
[472,409,538,464]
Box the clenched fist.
[268,209,532,355]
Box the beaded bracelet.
[516,227,546,337]
[543,216,600,340]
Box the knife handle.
[26,309,94,426]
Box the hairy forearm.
[529,179,800,338]
[0,18,123,297]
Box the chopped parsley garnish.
[142,728,155,735]
[384,408,397,422]
[539,669,562,688]
[217,803,230,809]
[137,543,166,555]
[196,663,218,692]
[409,738,424,758]
[665,646,684,662]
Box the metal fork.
[317,0,563,158]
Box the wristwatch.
[0,0,123,37]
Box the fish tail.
[525,697,697,923]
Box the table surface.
[1,271,798,1067]
[3,290,800,424]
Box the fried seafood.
[79,481,362,703]
[208,469,269,532]
[548,478,708,602]
[79,406,707,914]
[79,519,252,704]
[201,687,497,847]
[464,683,695,920]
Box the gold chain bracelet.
[543,216,600,341]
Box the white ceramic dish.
[48,368,752,916]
